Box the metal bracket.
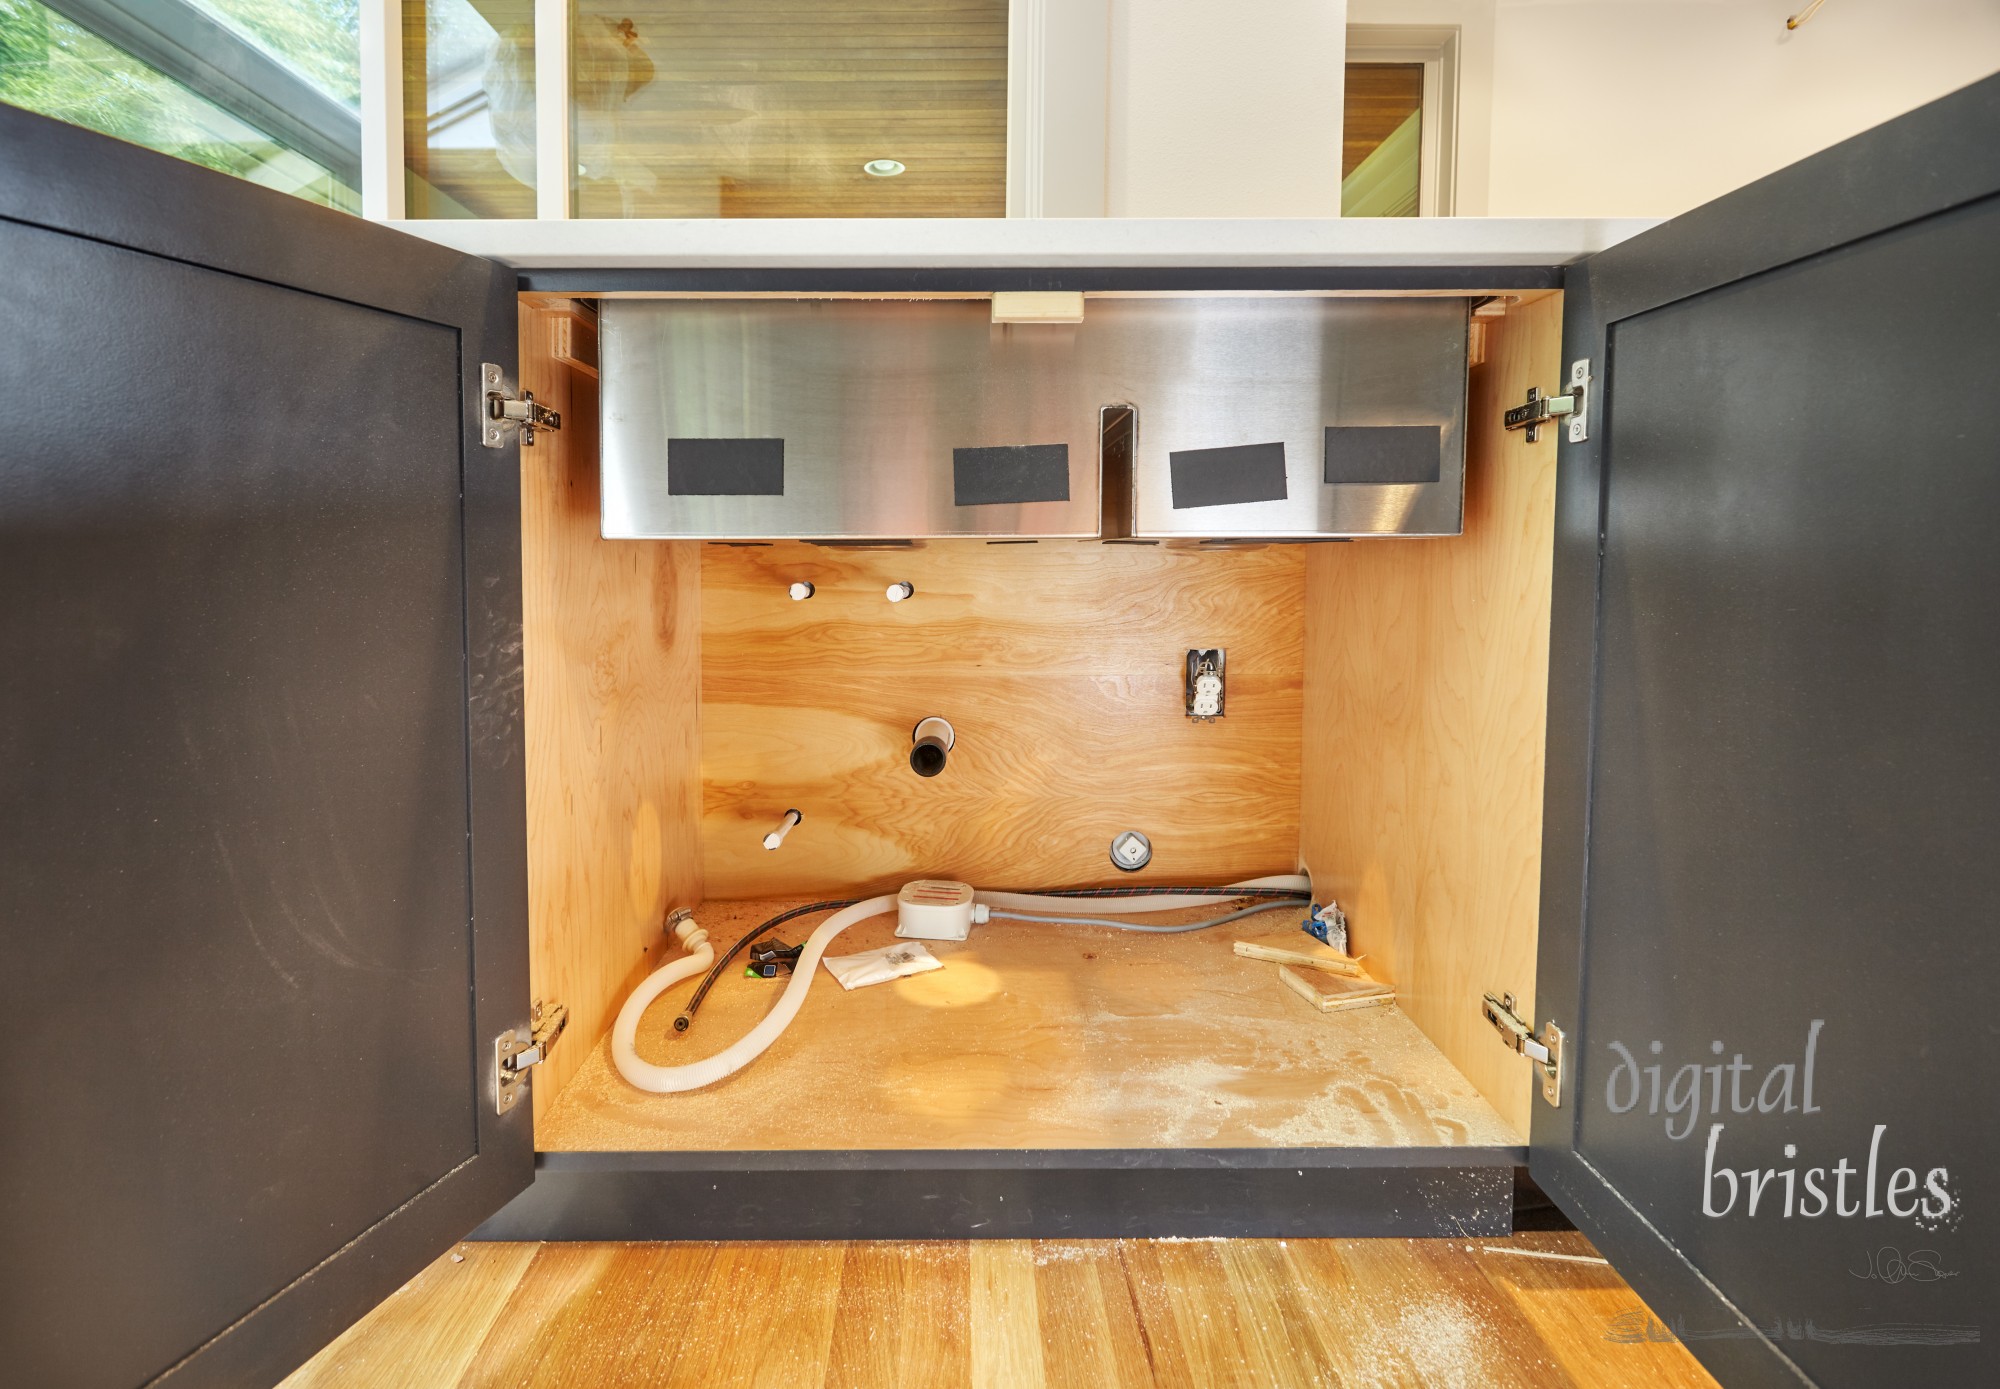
[481,362,561,449]
[492,1000,568,1115]
[1502,358,1590,444]
[1564,358,1591,443]
[1482,991,1565,1107]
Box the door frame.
[1532,73,2000,1389]
[0,104,533,1387]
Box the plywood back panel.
[701,542,1305,896]
[1299,292,1563,1139]
[519,298,703,1122]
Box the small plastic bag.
[822,941,943,991]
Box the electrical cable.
[976,874,1310,914]
[986,898,1304,934]
[992,886,1308,901]
[677,879,1308,1034]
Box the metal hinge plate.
[1501,358,1590,445]
[493,1000,568,1115]
[1482,991,1566,1108]
[1564,358,1591,443]
[481,362,561,449]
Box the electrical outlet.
[1185,649,1225,720]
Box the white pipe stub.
[763,808,802,850]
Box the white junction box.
[895,879,978,941]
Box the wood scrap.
[1278,964,1395,1014]
[1234,937,1367,976]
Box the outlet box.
[896,879,977,941]
[1186,648,1226,720]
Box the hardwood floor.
[283,1233,1719,1388]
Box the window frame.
[1343,24,1460,218]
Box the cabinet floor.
[282,1232,1718,1388]
[538,899,1518,1150]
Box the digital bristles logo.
[1601,1022,1958,1227]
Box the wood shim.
[1278,964,1395,1014]
[1234,938,1367,976]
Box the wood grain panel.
[293,1232,1717,1389]
[573,0,1007,219]
[700,542,1306,898]
[1343,63,1424,179]
[1299,292,1563,1140]
[535,898,1515,1152]
[519,297,703,1122]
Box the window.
[0,0,362,211]
[403,0,535,219]
[1343,26,1458,218]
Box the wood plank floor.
[283,1233,1719,1388]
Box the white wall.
[1348,0,2000,219]
[1106,0,1350,217]
[1485,0,2000,217]
[1107,0,2000,219]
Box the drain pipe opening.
[911,717,955,777]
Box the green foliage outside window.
[0,0,360,211]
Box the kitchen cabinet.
[2,75,1993,1389]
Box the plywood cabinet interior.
[515,292,1561,1147]
[518,297,702,1123]
[700,541,1304,897]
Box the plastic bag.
[822,941,943,991]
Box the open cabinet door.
[0,108,531,1387]
[1533,75,1998,1388]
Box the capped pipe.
[763,809,802,850]
[910,717,955,778]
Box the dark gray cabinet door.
[0,107,530,1387]
[1535,75,1999,1388]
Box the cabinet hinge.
[1502,359,1591,444]
[1482,991,1565,1108]
[493,1000,568,1115]
[481,362,561,449]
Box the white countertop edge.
[386,216,1660,270]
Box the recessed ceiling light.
[863,159,906,178]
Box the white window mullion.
[1006,0,1047,217]
[359,0,405,219]
[534,0,571,220]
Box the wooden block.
[1278,964,1394,1014]
[991,290,1084,324]
[549,309,599,378]
[1233,937,1366,976]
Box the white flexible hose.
[611,895,895,1094]
[974,873,1309,915]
